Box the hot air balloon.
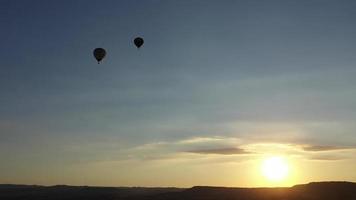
[93,48,106,63]
[133,37,144,49]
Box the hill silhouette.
[0,182,355,200]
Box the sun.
[261,156,289,182]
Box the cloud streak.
[86,134,356,165]
[187,147,251,155]
[302,145,354,152]
[308,155,347,161]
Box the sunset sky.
[1,0,356,187]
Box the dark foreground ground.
[0,181,355,200]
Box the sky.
[1,0,356,187]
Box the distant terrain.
[0,182,355,200]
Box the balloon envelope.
[93,48,106,63]
[134,37,144,48]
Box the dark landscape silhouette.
[1,182,355,200]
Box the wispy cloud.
[308,155,347,161]
[302,145,353,152]
[83,134,356,165]
[187,147,251,155]
[176,136,235,145]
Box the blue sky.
[1,0,356,186]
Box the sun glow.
[261,156,289,182]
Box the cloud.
[187,147,251,155]
[90,134,355,164]
[176,137,232,145]
[116,136,248,161]
[302,145,353,152]
[308,155,347,161]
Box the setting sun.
[261,156,289,182]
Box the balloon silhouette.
[134,37,144,49]
[93,48,106,63]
